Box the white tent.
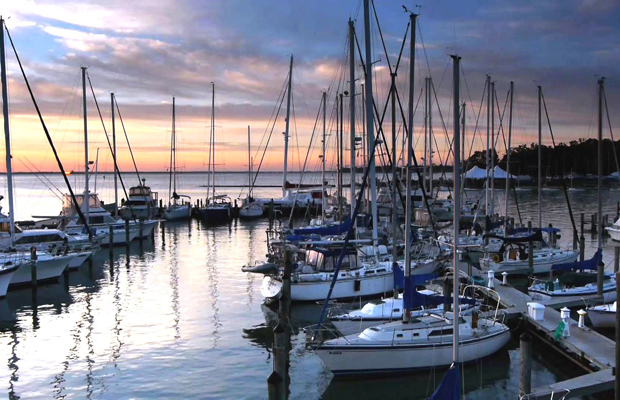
[492,165,518,180]
[464,166,487,179]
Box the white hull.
[10,254,73,286]
[588,308,615,328]
[482,250,578,275]
[0,265,19,297]
[163,205,191,221]
[239,206,263,219]
[316,328,510,375]
[67,250,94,270]
[262,272,393,302]
[606,225,620,242]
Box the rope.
[113,97,141,184]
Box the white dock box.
[527,302,545,321]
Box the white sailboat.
[239,125,263,219]
[163,97,191,221]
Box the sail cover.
[292,218,351,236]
[552,248,602,272]
[394,266,476,309]
[430,364,461,400]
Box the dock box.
[527,302,545,321]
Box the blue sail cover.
[552,248,602,272]
[292,218,352,236]
[394,265,476,309]
[430,365,461,400]
[507,226,561,235]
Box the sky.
[0,0,619,173]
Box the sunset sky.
[1,0,618,173]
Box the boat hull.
[316,329,511,376]
[10,254,73,286]
[67,250,94,270]
[163,205,191,221]
[0,264,19,297]
[239,206,263,219]
[199,207,231,224]
[588,308,615,329]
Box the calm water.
[0,172,617,398]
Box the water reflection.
[170,225,181,340]
[207,229,221,349]
[7,329,19,400]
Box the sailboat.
[199,83,231,223]
[315,50,510,376]
[163,97,191,221]
[239,125,263,219]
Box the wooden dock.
[483,278,616,398]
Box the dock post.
[443,277,452,312]
[615,271,620,397]
[573,229,578,250]
[109,225,113,253]
[139,220,144,243]
[30,246,37,286]
[267,371,284,400]
[519,332,532,397]
[528,221,534,272]
[272,323,288,400]
[615,247,620,273]
[597,260,605,297]
[592,213,596,233]
[125,219,130,245]
[580,236,585,262]
[279,248,292,319]
[580,212,584,237]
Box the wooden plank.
[527,369,614,399]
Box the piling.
[527,221,533,271]
[597,260,604,297]
[617,202,619,221]
[124,219,130,245]
[267,371,284,400]
[139,220,144,243]
[443,277,452,312]
[109,225,113,253]
[271,323,288,399]
[161,221,165,247]
[549,223,555,247]
[30,246,37,286]
[279,248,292,319]
[615,247,619,273]
[519,332,532,397]
[580,236,585,262]
[616,271,620,397]
[573,229,578,251]
[592,213,596,233]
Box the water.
[0,172,616,398]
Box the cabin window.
[429,328,453,337]
[413,333,419,337]
[393,309,400,312]
[396,334,403,338]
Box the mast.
[339,93,344,222]
[336,94,341,219]
[111,92,118,216]
[505,82,514,232]
[390,71,398,292]
[538,85,542,229]
[282,56,293,197]
[0,17,15,244]
[362,84,368,211]
[461,102,466,203]
[403,12,417,322]
[363,0,379,256]
[423,77,428,191]
[81,66,89,223]
[451,54,461,363]
[598,78,604,249]
[485,75,491,218]
[94,148,100,193]
[173,96,177,204]
[168,97,174,205]
[211,83,216,202]
[322,91,327,221]
[247,125,252,198]
[429,77,433,195]
[349,19,356,216]
[490,81,495,216]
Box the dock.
[485,277,616,397]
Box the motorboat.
[119,182,159,220]
[605,217,620,241]
[0,260,21,297]
[8,251,74,286]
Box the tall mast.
[172,96,177,203]
[363,0,379,255]
[168,97,174,204]
[362,84,368,211]
[0,17,15,244]
[485,75,491,218]
[81,66,89,223]
[429,77,433,195]
[598,78,604,249]
[461,102,466,203]
[390,71,398,288]
[538,85,542,229]
[336,94,341,219]
[282,55,293,197]
[247,125,252,198]
[322,91,327,221]
[211,83,216,202]
[349,19,356,217]
[423,77,428,191]
[490,81,495,216]
[404,12,417,321]
[94,148,100,193]
[111,92,118,216]
[505,82,514,232]
[451,54,461,363]
[339,92,344,222]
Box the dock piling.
[109,225,113,253]
[615,247,619,273]
[580,236,585,262]
[125,219,130,246]
[580,212,584,237]
[267,370,284,400]
[592,213,596,233]
[519,332,532,397]
[598,260,604,297]
[30,246,37,286]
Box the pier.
[486,276,616,397]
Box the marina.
[0,1,619,399]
